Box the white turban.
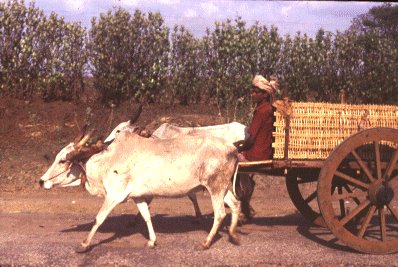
[252,75,278,94]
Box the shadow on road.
[242,212,359,253]
[249,212,311,226]
[61,213,217,250]
[297,223,358,254]
[61,211,360,253]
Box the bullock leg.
[77,196,123,253]
[135,199,157,248]
[202,192,226,249]
[223,190,241,245]
[236,173,256,224]
[130,196,154,227]
[188,193,202,221]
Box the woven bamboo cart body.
[237,101,398,254]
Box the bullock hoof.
[146,240,157,248]
[75,244,91,253]
[200,241,211,250]
[238,213,247,225]
[228,234,240,246]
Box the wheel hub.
[368,180,394,207]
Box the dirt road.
[1,177,397,266]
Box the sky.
[11,1,391,37]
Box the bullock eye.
[59,159,67,164]
[116,130,120,133]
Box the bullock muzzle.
[39,179,53,189]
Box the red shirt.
[243,101,274,161]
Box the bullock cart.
[237,101,398,254]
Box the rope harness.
[45,160,87,188]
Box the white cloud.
[157,0,181,5]
[281,5,293,17]
[200,2,219,16]
[113,0,139,8]
[184,8,198,19]
[64,0,85,11]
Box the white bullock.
[103,114,247,220]
[105,121,247,143]
[152,121,247,140]
[39,129,241,252]
[105,118,253,220]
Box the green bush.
[168,25,205,105]
[0,0,87,100]
[89,8,169,105]
[0,0,43,97]
[37,12,87,100]
[1,2,397,111]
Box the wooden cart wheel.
[318,127,398,254]
[286,168,326,227]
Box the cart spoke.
[374,141,382,180]
[285,169,325,227]
[342,184,362,205]
[304,190,317,204]
[331,190,367,201]
[340,199,370,226]
[352,150,375,182]
[318,128,398,254]
[335,170,369,189]
[338,186,345,217]
[357,205,377,238]
[389,174,398,183]
[379,207,387,241]
[384,148,398,180]
[387,204,398,222]
[331,185,336,194]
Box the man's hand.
[233,136,254,153]
[233,140,245,148]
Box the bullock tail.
[232,165,239,198]
[232,167,256,223]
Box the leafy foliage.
[0,0,86,100]
[169,25,204,105]
[350,3,398,40]
[1,1,397,114]
[89,8,169,105]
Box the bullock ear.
[134,127,151,138]
[93,137,106,150]
[66,150,79,161]
[133,127,141,134]
[93,139,106,152]
[139,129,151,138]
[129,104,142,125]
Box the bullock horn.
[75,129,94,149]
[67,140,105,162]
[129,104,142,125]
[73,125,88,144]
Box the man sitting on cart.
[234,74,278,222]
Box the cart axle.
[368,179,394,207]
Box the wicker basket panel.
[273,102,398,160]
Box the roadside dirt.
[1,96,397,266]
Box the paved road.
[0,190,397,266]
